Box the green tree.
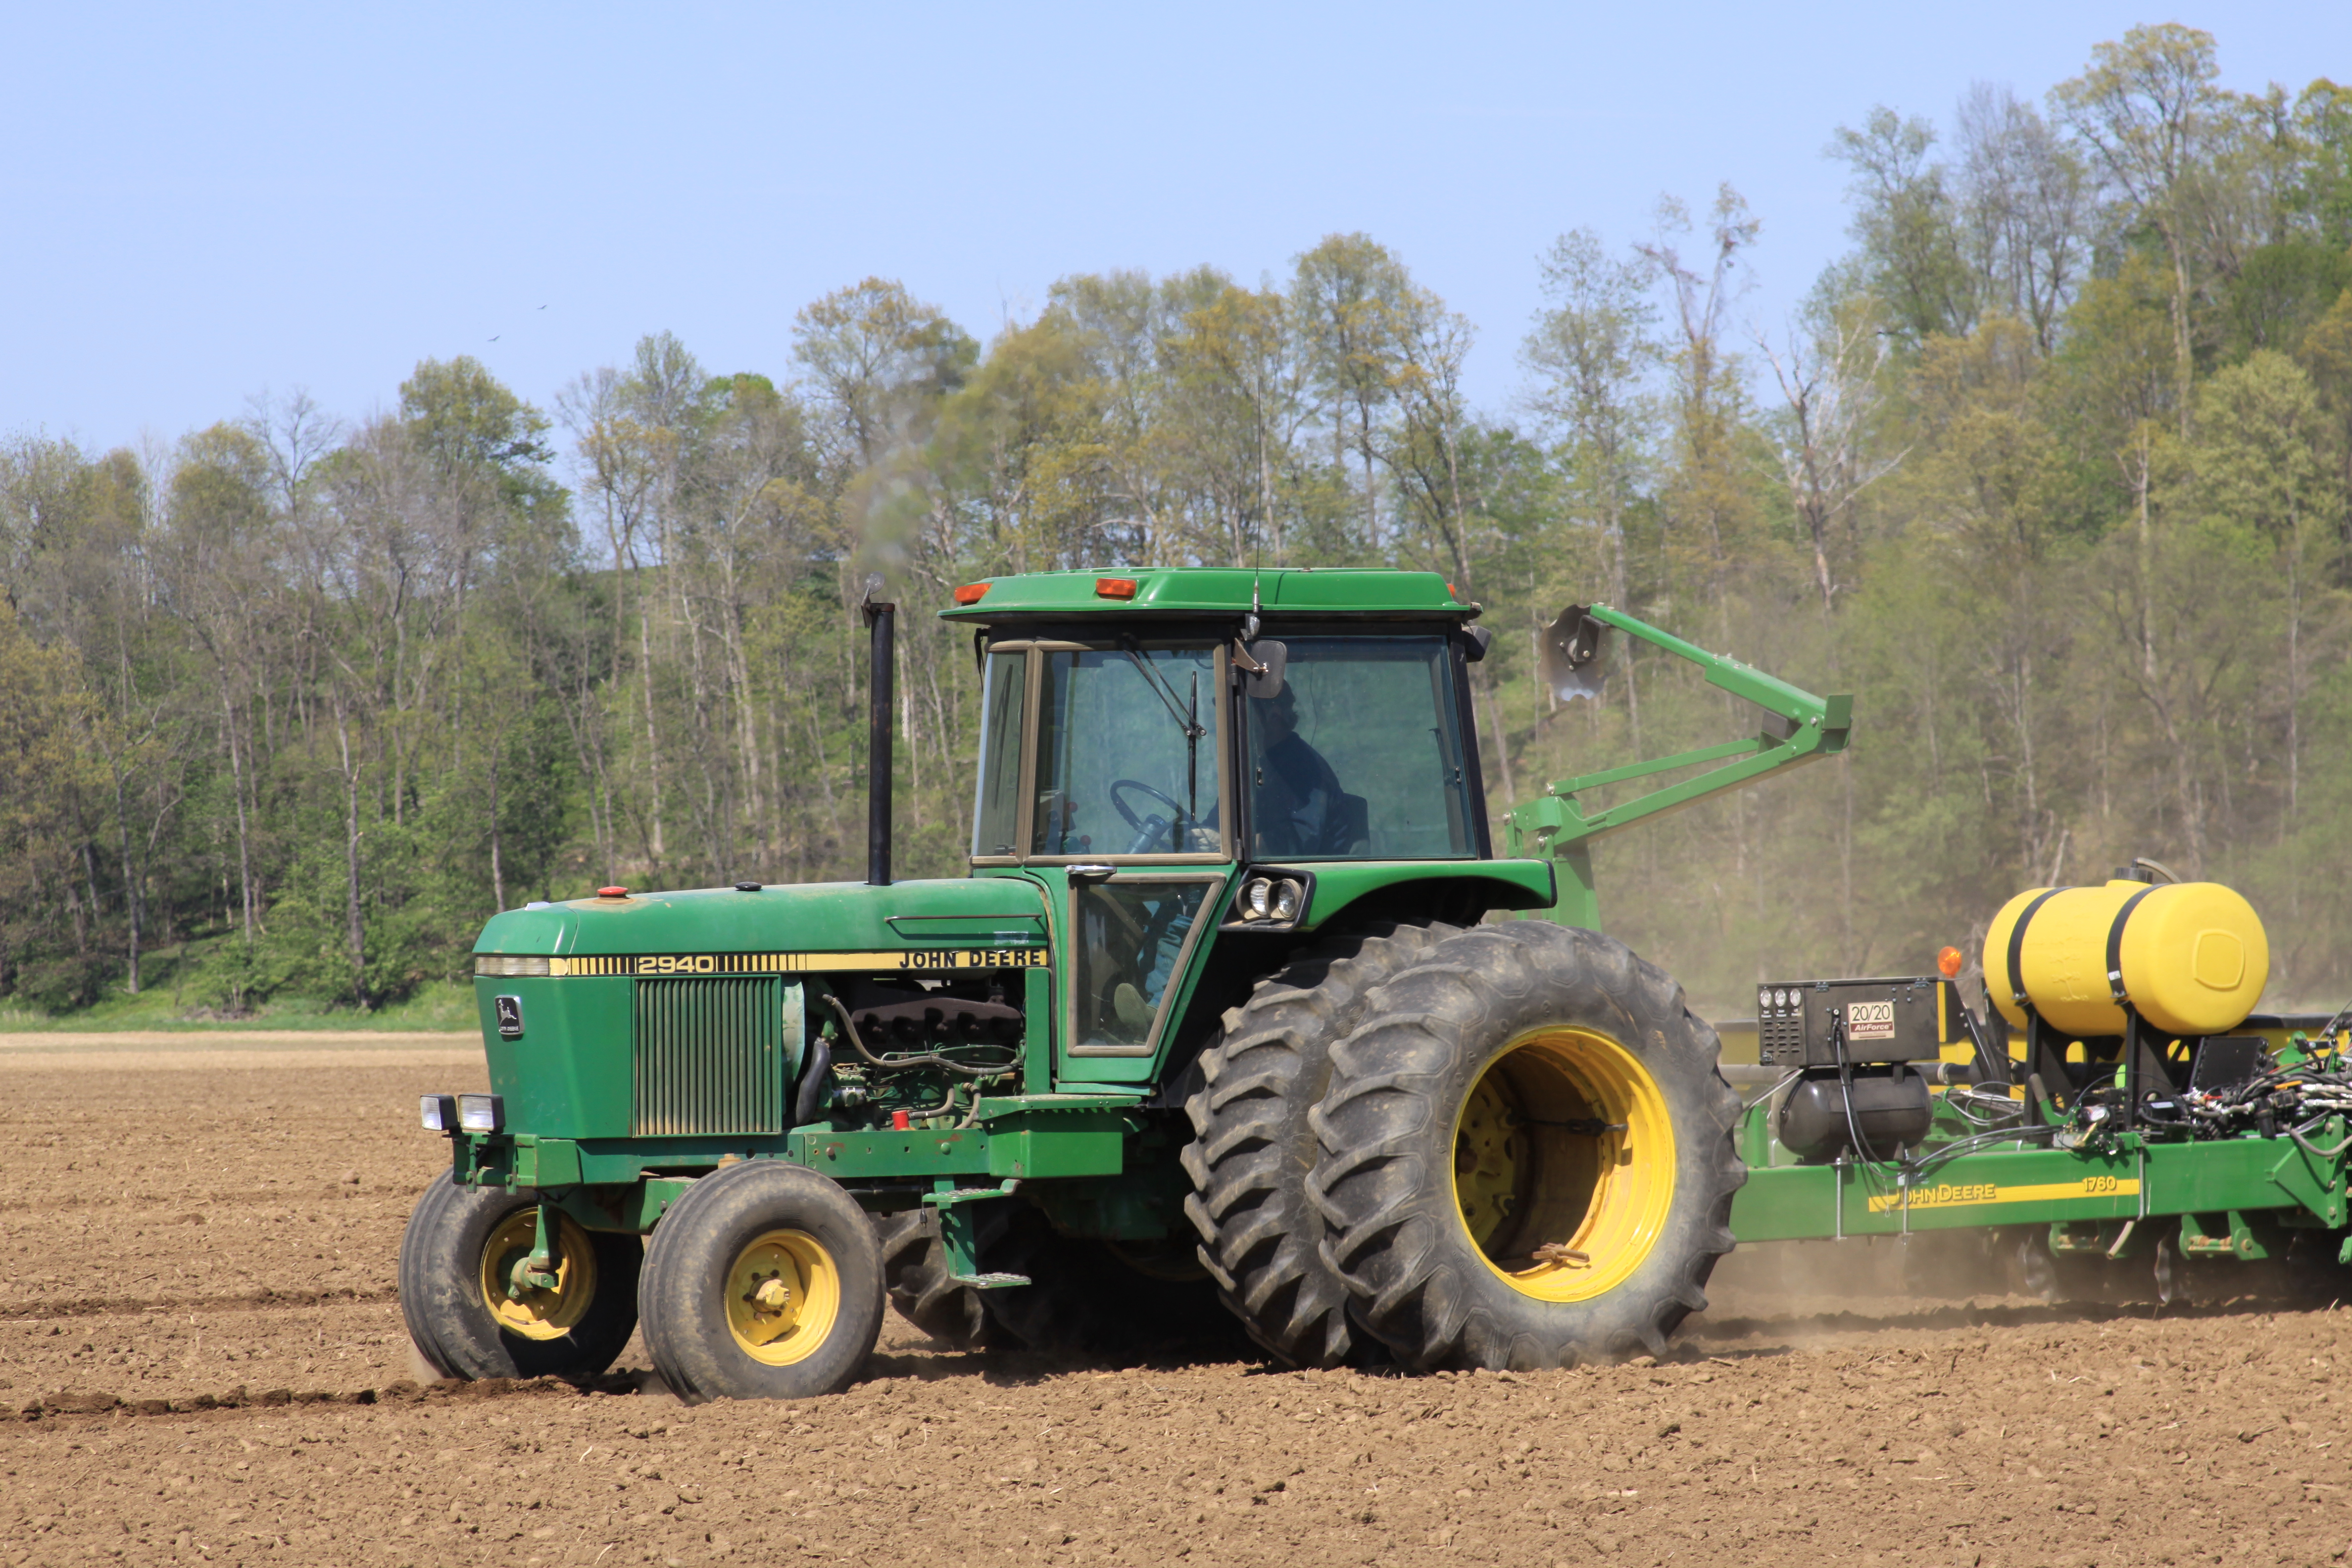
[0,600,104,1008]
[1829,106,1975,344]
[2183,352,2345,866]
[1523,228,1660,736]
[2051,22,2225,436]
[1292,234,1414,548]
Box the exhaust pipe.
[862,578,895,887]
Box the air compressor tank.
[1983,878,2268,1038]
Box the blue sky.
[6,3,2348,454]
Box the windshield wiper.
[1120,639,1208,830]
[1119,640,1208,741]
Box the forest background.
[7,23,2352,1025]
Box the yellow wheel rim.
[1450,1027,1677,1304]
[725,1229,842,1367]
[478,1208,598,1340]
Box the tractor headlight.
[474,955,552,977]
[420,1093,457,1133]
[1230,875,1306,926]
[457,1093,505,1134]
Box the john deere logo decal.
[1865,1174,2138,1214]
[545,948,1050,977]
[494,995,525,1038]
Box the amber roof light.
[597,886,629,899]
[953,582,991,605]
[1096,577,1137,599]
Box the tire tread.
[1179,921,1453,1367]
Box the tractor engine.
[817,974,1025,1128]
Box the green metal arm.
[1503,604,1853,927]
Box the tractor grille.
[632,977,784,1136]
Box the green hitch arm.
[520,1201,563,1292]
[1504,604,1853,928]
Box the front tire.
[638,1160,884,1402]
[397,1172,640,1382]
[1309,922,1744,1370]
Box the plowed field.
[5,1036,2350,1568]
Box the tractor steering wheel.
[1107,778,1186,832]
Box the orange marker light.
[1937,945,1964,979]
[953,581,990,605]
[1096,577,1137,599]
[598,886,629,899]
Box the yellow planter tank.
[1983,879,2269,1039]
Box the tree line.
[5,23,2351,1018]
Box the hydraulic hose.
[822,993,1018,1078]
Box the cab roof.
[936,567,1475,623]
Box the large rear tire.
[1310,922,1744,1370]
[397,1172,640,1382]
[1180,921,1451,1366]
[638,1160,885,1402]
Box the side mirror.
[1538,604,1609,702]
[1236,638,1287,699]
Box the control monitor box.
[1755,976,1957,1067]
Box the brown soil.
[5,1040,2351,1567]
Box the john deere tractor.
[401,568,1854,1399]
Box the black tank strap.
[2105,885,2160,1006]
[2005,888,2066,1011]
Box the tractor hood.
[474,877,1050,963]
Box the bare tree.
[1954,84,2093,354]
[1755,286,1905,614]
[1637,187,1760,616]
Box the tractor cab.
[955,567,1490,871]
[948,568,1511,1059]
[973,629,1483,864]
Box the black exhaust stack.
[862,578,895,887]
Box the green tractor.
[402,567,1850,1399]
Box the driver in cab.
[1248,682,1347,856]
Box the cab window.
[1244,636,1474,860]
[971,649,1027,858]
[1033,645,1221,858]
[1070,877,1216,1051]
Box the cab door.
[1057,867,1229,1081]
[970,637,1233,1085]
